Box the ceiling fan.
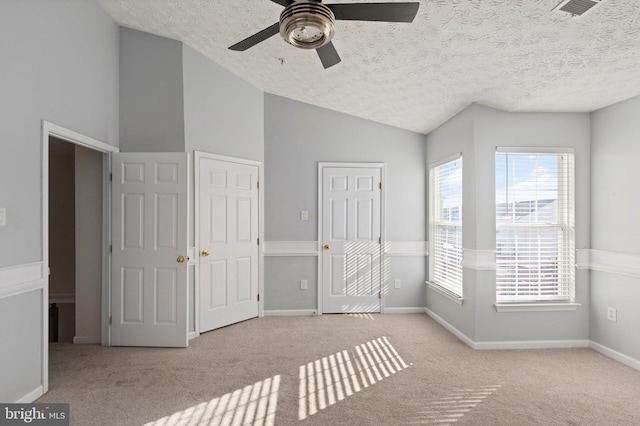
[229,0,420,69]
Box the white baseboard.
[264,309,318,317]
[425,307,591,350]
[15,386,44,403]
[384,307,426,314]
[73,336,101,345]
[590,341,640,372]
[474,339,590,350]
[424,307,475,349]
[188,331,198,340]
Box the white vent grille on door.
[553,0,604,17]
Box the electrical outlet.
[607,307,617,322]
[394,279,401,289]
[300,210,309,221]
[301,279,308,290]
[0,208,6,226]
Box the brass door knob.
[202,250,210,257]
[324,245,330,250]
[177,255,185,263]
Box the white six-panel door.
[111,153,189,347]
[198,157,259,332]
[321,166,383,313]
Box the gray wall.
[182,43,265,260]
[473,105,591,343]
[264,257,318,311]
[264,94,427,311]
[119,28,185,152]
[0,0,119,268]
[590,96,640,361]
[183,45,264,161]
[426,104,591,343]
[117,34,265,334]
[425,105,477,338]
[119,38,264,159]
[0,292,42,402]
[0,0,119,402]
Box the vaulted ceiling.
[97,0,640,134]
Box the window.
[429,156,463,298]
[495,150,575,303]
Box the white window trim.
[496,146,575,154]
[495,148,576,305]
[429,152,463,169]
[429,154,463,298]
[495,303,581,313]
[426,281,464,305]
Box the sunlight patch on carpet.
[345,313,376,320]
[143,375,280,426]
[410,385,503,424]
[298,336,409,420]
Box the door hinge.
[109,316,112,325]
[379,291,382,299]
[379,182,382,190]
[109,244,112,253]
[109,173,113,182]
[257,181,260,190]
[257,294,261,302]
[257,238,260,245]
[378,237,382,244]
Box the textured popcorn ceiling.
[97,0,640,134]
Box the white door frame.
[194,151,264,336]
[317,162,386,315]
[41,120,118,392]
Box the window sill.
[494,303,581,313]
[426,282,464,305]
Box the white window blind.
[495,151,575,303]
[429,156,463,298]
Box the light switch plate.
[0,208,6,226]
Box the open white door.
[198,156,259,333]
[321,165,383,313]
[111,153,189,347]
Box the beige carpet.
[38,314,640,425]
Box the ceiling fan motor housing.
[280,1,336,49]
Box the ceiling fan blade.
[328,2,420,23]
[229,22,280,51]
[317,42,341,69]
[270,0,295,6]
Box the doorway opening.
[41,121,118,394]
[48,137,103,344]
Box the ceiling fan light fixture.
[280,1,336,49]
